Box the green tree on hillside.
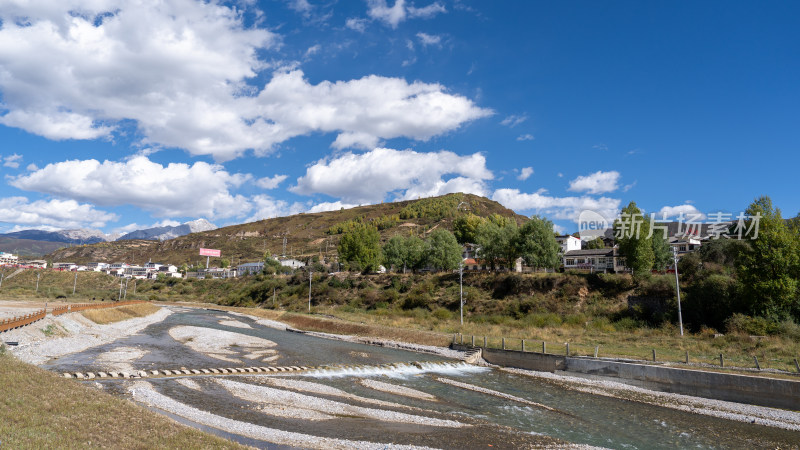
[338,223,382,272]
[453,214,484,244]
[476,220,518,270]
[585,238,605,249]
[614,201,654,276]
[382,235,426,273]
[425,229,462,271]
[737,196,799,319]
[513,216,560,269]
[650,227,672,271]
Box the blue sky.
[0,0,797,235]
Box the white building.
[53,262,77,271]
[279,258,306,269]
[563,248,627,273]
[0,252,18,266]
[555,235,581,254]
[237,262,264,276]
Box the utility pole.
[118,278,123,301]
[36,273,40,293]
[273,287,276,308]
[73,272,77,295]
[123,278,129,300]
[0,272,4,289]
[308,270,312,312]
[459,261,464,326]
[672,246,684,337]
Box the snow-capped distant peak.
[185,218,216,233]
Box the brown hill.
[45,193,527,266]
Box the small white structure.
[53,262,77,271]
[87,262,109,271]
[237,262,264,276]
[555,235,581,254]
[279,258,305,269]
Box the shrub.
[526,312,562,328]
[433,308,452,320]
[613,317,641,331]
[725,313,778,336]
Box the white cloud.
[307,201,358,213]
[346,17,368,32]
[516,134,534,141]
[416,32,441,46]
[256,70,492,151]
[3,154,23,168]
[407,2,447,19]
[0,4,483,161]
[288,0,313,14]
[304,44,321,58]
[245,195,306,223]
[26,163,39,172]
[517,167,533,180]
[0,197,117,229]
[292,148,492,204]
[367,0,446,28]
[256,174,288,190]
[500,114,527,127]
[657,205,707,220]
[11,156,252,219]
[492,188,621,223]
[567,171,620,195]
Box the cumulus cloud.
[0,3,484,161]
[0,197,117,229]
[307,201,358,213]
[26,163,39,172]
[10,156,252,219]
[256,70,491,150]
[292,148,492,204]
[3,154,23,168]
[492,188,621,223]
[516,134,534,141]
[568,171,621,194]
[517,167,533,180]
[367,0,446,28]
[657,205,707,220]
[245,195,306,223]
[256,174,288,190]
[416,32,441,46]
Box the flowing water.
[44,306,800,449]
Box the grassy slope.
[0,351,245,449]
[80,302,162,324]
[45,193,526,266]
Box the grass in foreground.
[80,302,162,324]
[0,351,245,449]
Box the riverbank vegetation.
[0,350,244,448]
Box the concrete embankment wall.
[451,344,800,411]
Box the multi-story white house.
[53,262,77,271]
[0,252,19,266]
[237,262,265,276]
[555,235,581,254]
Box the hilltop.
[45,193,527,266]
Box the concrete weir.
[452,343,800,411]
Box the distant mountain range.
[0,219,217,256]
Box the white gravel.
[95,346,149,373]
[254,317,288,331]
[258,377,413,410]
[436,377,560,413]
[359,379,438,402]
[503,367,800,431]
[174,378,202,391]
[167,325,277,364]
[129,381,434,450]
[217,378,466,428]
[8,307,171,365]
[218,319,252,329]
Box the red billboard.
[199,248,221,257]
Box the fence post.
[522,339,526,352]
[753,356,760,370]
[483,336,487,348]
[542,341,546,354]
[453,334,457,344]
[719,354,724,367]
[594,346,599,358]
[795,358,800,373]
[565,343,569,356]
[652,349,656,362]
[502,338,505,350]
[685,351,689,364]
[471,335,474,346]
[460,333,463,345]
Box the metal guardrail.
[0,300,147,333]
